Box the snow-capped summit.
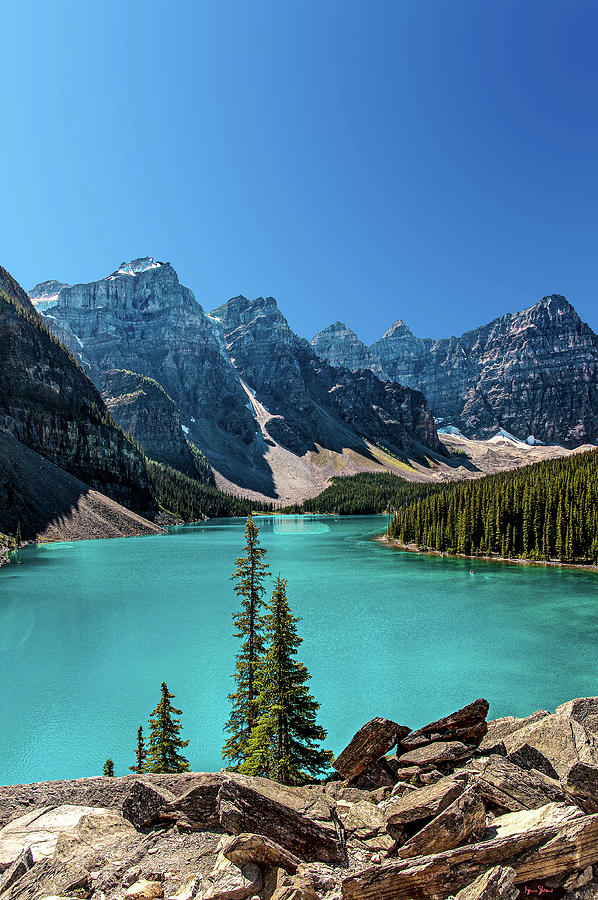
[106,257,163,280]
[28,279,70,311]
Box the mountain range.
[312,297,598,446]
[27,259,443,502]
[0,254,594,544]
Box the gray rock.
[397,741,473,771]
[505,744,559,780]
[0,847,34,893]
[455,865,518,900]
[333,718,411,781]
[399,699,489,752]
[314,295,598,446]
[397,785,486,859]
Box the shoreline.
[376,533,598,573]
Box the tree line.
[387,449,598,564]
[103,516,331,785]
[146,459,276,520]
[285,471,440,516]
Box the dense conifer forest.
[285,472,439,515]
[146,459,273,520]
[387,449,598,564]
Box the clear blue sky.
[1,0,596,342]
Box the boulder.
[381,775,468,826]
[162,774,224,829]
[479,711,550,752]
[121,780,177,829]
[341,811,598,900]
[203,848,262,900]
[469,755,574,812]
[455,865,517,900]
[332,718,411,781]
[399,700,489,752]
[397,741,472,771]
[556,697,598,734]
[124,880,164,899]
[486,710,598,779]
[505,744,559,780]
[0,847,34,893]
[0,804,115,869]
[350,758,396,791]
[398,785,486,859]
[336,800,395,853]
[221,832,301,874]
[484,802,583,841]
[217,778,346,866]
[270,868,318,900]
[564,762,598,802]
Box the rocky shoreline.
[4,697,598,898]
[378,534,598,573]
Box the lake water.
[1,515,597,785]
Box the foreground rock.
[341,811,598,899]
[455,865,517,900]
[4,697,598,899]
[332,718,411,781]
[399,699,489,752]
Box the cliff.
[312,295,598,446]
[2,696,598,898]
[212,294,442,458]
[0,265,156,539]
[102,369,208,480]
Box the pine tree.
[239,576,332,785]
[103,758,115,777]
[145,682,190,773]
[130,724,147,773]
[222,515,270,767]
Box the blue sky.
[1,0,596,342]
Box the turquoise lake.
[1,514,597,786]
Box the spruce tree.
[239,576,332,785]
[103,758,115,777]
[222,514,270,767]
[145,682,190,773]
[130,724,147,773]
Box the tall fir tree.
[103,758,115,777]
[145,682,190,773]
[130,724,147,773]
[222,514,270,767]
[239,576,333,785]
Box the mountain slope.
[312,295,598,445]
[0,431,162,542]
[0,264,160,540]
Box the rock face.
[212,294,442,459]
[309,322,377,372]
[312,295,598,446]
[0,265,154,535]
[102,369,209,480]
[29,259,256,455]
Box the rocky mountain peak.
[107,257,164,280]
[381,318,415,339]
[211,294,285,333]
